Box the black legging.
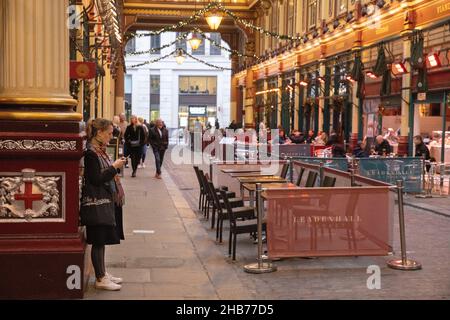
[130,147,142,173]
[91,245,105,279]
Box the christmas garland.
[126,1,302,42]
[125,33,189,56]
[127,2,215,38]
[183,50,232,70]
[193,27,262,61]
[128,50,176,68]
[127,49,231,70]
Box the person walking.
[124,115,145,177]
[80,118,126,291]
[138,117,149,169]
[118,113,129,167]
[149,118,169,179]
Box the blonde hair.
[86,118,112,141]
[137,117,144,124]
[112,115,120,125]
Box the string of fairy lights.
[126,28,262,64]
[125,33,189,56]
[125,1,305,69]
[128,48,232,70]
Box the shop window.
[125,37,136,54]
[179,76,217,95]
[307,0,317,29]
[176,32,187,51]
[210,33,222,55]
[150,35,161,54]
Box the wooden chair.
[295,167,305,186]
[280,162,290,179]
[220,190,265,260]
[304,171,318,187]
[321,176,337,187]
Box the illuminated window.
[308,0,317,29]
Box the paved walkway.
[85,147,450,300]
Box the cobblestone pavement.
[163,148,450,300]
[85,146,450,299]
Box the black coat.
[124,125,146,148]
[149,126,169,151]
[80,149,117,226]
[415,142,430,160]
[375,139,392,155]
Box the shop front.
[179,105,217,130]
[413,90,450,163]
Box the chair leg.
[228,230,232,256]
[216,214,220,241]
[232,233,237,261]
[211,206,216,229]
[198,192,202,210]
[220,219,224,243]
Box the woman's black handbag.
[80,180,116,226]
[129,129,141,147]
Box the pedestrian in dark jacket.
[149,118,169,179]
[124,115,146,177]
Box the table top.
[221,168,261,174]
[243,182,298,192]
[229,172,275,178]
[237,176,287,183]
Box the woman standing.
[81,118,126,291]
[124,115,145,177]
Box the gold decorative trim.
[0,97,78,106]
[0,111,82,121]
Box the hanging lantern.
[205,9,223,30]
[175,49,185,65]
[188,33,202,51]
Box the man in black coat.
[149,118,169,179]
[374,135,392,156]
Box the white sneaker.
[95,277,122,291]
[138,164,143,169]
[142,163,146,168]
[105,272,123,284]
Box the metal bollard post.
[422,156,426,192]
[319,162,324,187]
[387,180,422,270]
[244,183,277,274]
[288,157,293,183]
[350,169,356,187]
[440,163,445,195]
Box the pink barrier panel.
[264,187,393,258]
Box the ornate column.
[398,9,415,156]
[114,64,125,116]
[0,0,86,298]
[244,70,255,129]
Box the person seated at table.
[305,130,315,143]
[326,130,338,147]
[373,135,392,156]
[353,140,369,158]
[314,132,328,146]
[332,143,346,158]
[289,129,305,144]
[414,135,431,172]
[276,129,291,144]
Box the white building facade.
[124,31,232,132]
